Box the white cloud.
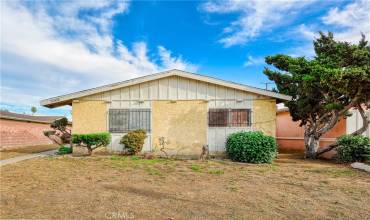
[321,0,370,43]
[200,0,315,47]
[0,1,197,114]
[243,56,265,67]
[290,0,370,57]
[158,46,198,72]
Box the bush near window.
[120,129,147,155]
[72,132,111,155]
[226,131,277,163]
[57,146,72,155]
[336,135,370,163]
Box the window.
[208,109,228,127]
[208,109,251,127]
[109,109,151,133]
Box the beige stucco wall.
[152,100,207,156]
[72,100,107,134]
[252,99,276,137]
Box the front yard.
[1,154,369,219]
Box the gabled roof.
[0,110,65,124]
[40,69,291,108]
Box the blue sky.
[1,0,369,118]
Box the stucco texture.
[252,99,276,137]
[152,100,207,156]
[72,101,107,134]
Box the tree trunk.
[352,104,369,135]
[87,146,93,155]
[304,133,320,159]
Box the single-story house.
[0,111,65,150]
[41,69,291,155]
[276,107,370,153]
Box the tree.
[314,32,370,155]
[264,32,369,158]
[31,106,37,115]
[43,117,72,147]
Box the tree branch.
[316,103,369,156]
[352,103,369,135]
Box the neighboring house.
[0,111,65,150]
[276,107,370,152]
[41,69,290,155]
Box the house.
[276,107,370,153]
[41,69,291,155]
[0,111,65,150]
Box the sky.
[1,0,369,118]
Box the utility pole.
[260,82,274,90]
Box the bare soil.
[1,153,369,220]
[0,144,59,160]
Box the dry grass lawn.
[1,153,369,220]
[0,145,59,160]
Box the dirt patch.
[1,154,369,219]
[0,144,58,160]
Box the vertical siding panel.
[216,86,227,108]
[197,81,207,100]
[207,83,216,108]
[120,87,130,106]
[139,83,149,100]
[178,77,187,99]
[130,85,140,100]
[226,88,235,108]
[130,85,139,108]
[158,78,169,99]
[101,91,111,102]
[215,128,225,152]
[111,101,121,108]
[121,101,130,108]
[168,76,178,100]
[121,87,130,100]
[208,128,215,152]
[111,89,120,101]
[188,79,197,99]
[245,93,253,109]
[235,90,245,108]
[149,80,159,100]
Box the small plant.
[208,169,224,175]
[120,129,147,155]
[57,146,72,155]
[131,156,140,160]
[190,164,201,172]
[72,132,111,155]
[110,155,126,161]
[226,131,277,163]
[158,136,170,157]
[336,135,370,163]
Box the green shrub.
[51,117,68,129]
[336,135,370,163]
[72,132,111,155]
[120,129,147,155]
[57,146,72,155]
[226,131,277,163]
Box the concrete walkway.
[0,150,57,166]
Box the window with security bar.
[208,109,251,127]
[109,109,151,133]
